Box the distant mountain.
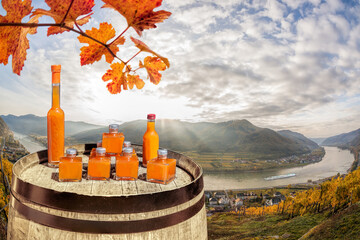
[278,130,319,150]
[1,114,103,136]
[322,128,360,147]
[310,138,326,145]
[73,119,317,158]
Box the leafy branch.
[0,0,171,94]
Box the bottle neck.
[52,84,60,108]
[158,154,167,160]
[66,153,76,158]
[147,120,155,130]
[124,152,132,157]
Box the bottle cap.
[51,65,61,73]
[158,149,168,156]
[123,141,131,147]
[123,147,133,153]
[96,147,106,154]
[109,124,119,130]
[147,114,156,120]
[66,148,77,155]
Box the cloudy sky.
[0,0,360,138]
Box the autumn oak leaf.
[127,74,145,90]
[130,37,169,68]
[78,22,125,66]
[0,0,39,75]
[31,0,94,36]
[141,56,167,85]
[102,62,127,94]
[102,0,171,36]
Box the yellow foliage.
[233,168,360,217]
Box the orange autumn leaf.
[0,0,39,75]
[140,56,167,85]
[32,0,94,36]
[78,22,125,66]
[102,62,127,94]
[130,37,169,68]
[127,74,145,89]
[102,0,171,36]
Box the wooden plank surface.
[18,156,192,196]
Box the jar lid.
[158,149,167,156]
[123,147,133,153]
[147,114,156,120]
[66,148,77,155]
[123,141,131,147]
[109,124,119,130]
[96,147,106,154]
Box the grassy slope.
[208,202,360,240]
[302,202,360,240]
[208,212,326,240]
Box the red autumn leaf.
[127,74,145,89]
[32,0,94,36]
[130,37,169,68]
[78,22,125,66]
[0,0,39,75]
[102,62,127,94]
[102,0,171,36]
[140,56,167,85]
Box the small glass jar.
[115,147,139,181]
[59,148,82,182]
[87,147,111,181]
[147,149,176,185]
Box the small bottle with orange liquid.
[59,148,82,182]
[87,147,111,181]
[115,147,139,181]
[147,149,176,185]
[47,65,65,168]
[102,124,124,156]
[142,114,159,167]
[90,140,102,158]
[123,141,137,159]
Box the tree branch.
[60,0,75,25]
[125,50,141,64]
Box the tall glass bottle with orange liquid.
[147,149,176,184]
[142,114,159,167]
[47,65,64,167]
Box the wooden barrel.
[7,144,207,239]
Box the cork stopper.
[51,65,61,84]
[51,65,61,73]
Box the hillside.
[1,114,103,136]
[322,128,360,147]
[0,117,28,161]
[278,130,319,150]
[74,119,317,159]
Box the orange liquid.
[90,148,96,158]
[115,154,139,181]
[59,156,82,182]
[142,121,159,167]
[87,156,111,180]
[47,82,64,167]
[147,158,176,184]
[102,132,124,155]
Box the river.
[203,146,355,190]
[12,134,354,191]
[13,132,46,153]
